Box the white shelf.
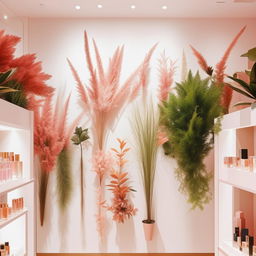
[0,179,34,194]
[219,241,245,256]
[221,107,256,130]
[219,167,256,194]
[0,208,27,229]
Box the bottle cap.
[4,242,9,246]
[0,244,4,249]
[241,149,248,159]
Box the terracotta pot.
[142,220,155,241]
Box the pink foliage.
[33,92,76,172]
[157,52,176,102]
[103,139,137,223]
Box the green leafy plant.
[0,69,19,94]
[227,62,256,107]
[241,47,256,61]
[131,100,158,223]
[71,126,89,219]
[160,71,222,209]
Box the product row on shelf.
[0,242,10,256]
[0,152,23,184]
[0,198,24,221]
[233,210,255,256]
[224,149,256,171]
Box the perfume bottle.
[249,236,254,256]
[253,245,256,256]
[14,154,22,179]
[235,211,245,236]
[240,149,249,170]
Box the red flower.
[0,30,20,72]
[10,54,53,96]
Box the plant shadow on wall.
[160,71,223,209]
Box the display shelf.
[0,179,34,194]
[219,241,244,256]
[0,208,27,229]
[219,167,256,194]
[0,99,35,256]
[215,106,256,256]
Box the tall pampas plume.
[157,52,176,102]
[68,30,157,240]
[190,45,213,76]
[215,26,246,84]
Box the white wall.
[28,18,256,253]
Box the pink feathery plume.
[139,44,158,97]
[67,59,89,110]
[215,26,246,84]
[157,52,176,102]
[190,45,213,76]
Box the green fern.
[57,147,73,211]
[160,71,222,209]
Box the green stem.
[80,144,84,220]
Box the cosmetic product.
[224,157,233,167]
[237,236,242,250]
[4,242,9,256]
[235,211,246,235]
[249,156,256,172]
[240,149,249,170]
[249,236,254,256]
[253,245,256,256]
[235,227,239,236]
[242,241,249,254]
[241,228,249,242]
[14,154,22,178]
[0,244,5,256]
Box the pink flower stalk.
[190,26,246,113]
[92,150,113,238]
[158,52,176,102]
[215,26,246,84]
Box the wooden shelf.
[0,208,27,229]
[0,179,34,194]
[219,167,256,194]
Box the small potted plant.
[131,100,159,241]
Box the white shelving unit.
[215,107,256,256]
[0,99,35,256]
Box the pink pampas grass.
[68,31,156,239]
[157,52,176,102]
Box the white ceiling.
[0,0,256,18]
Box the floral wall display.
[4,17,255,253]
